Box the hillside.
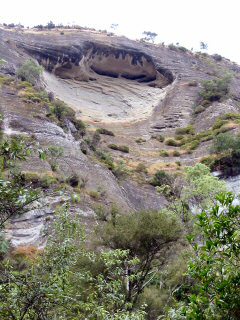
[0,27,240,246]
[0,25,240,319]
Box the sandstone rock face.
[0,27,240,247]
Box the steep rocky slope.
[0,27,240,247]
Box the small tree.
[200,41,208,50]
[98,209,183,304]
[110,23,119,31]
[46,21,55,29]
[17,60,43,85]
[142,31,158,43]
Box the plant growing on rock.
[199,74,231,104]
[17,59,43,85]
[46,146,64,171]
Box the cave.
[40,44,174,122]
[48,45,173,89]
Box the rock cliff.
[0,27,240,247]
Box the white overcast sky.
[1,0,239,63]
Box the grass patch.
[95,150,115,170]
[21,171,58,189]
[0,75,13,86]
[88,190,101,200]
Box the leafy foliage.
[167,193,240,319]
[0,207,146,319]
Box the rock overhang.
[19,41,174,89]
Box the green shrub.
[89,190,101,200]
[200,75,231,103]
[23,88,49,103]
[211,133,239,154]
[72,119,86,134]
[112,161,129,178]
[17,60,43,85]
[49,99,86,135]
[178,46,188,52]
[165,138,180,147]
[20,171,57,188]
[51,99,75,121]
[21,172,42,185]
[94,204,108,221]
[150,170,173,187]
[184,140,200,151]
[221,113,240,121]
[216,125,233,134]
[40,175,58,188]
[159,150,169,157]
[212,118,228,130]
[172,150,180,156]
[108,144,129,153]
[175,125,195,135]
[16,81,32,89]
[95,150,115,170]
[96,128,115,136]
[175,135,185,141]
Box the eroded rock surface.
[1,27,240,247]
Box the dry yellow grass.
[148,161,179,175]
